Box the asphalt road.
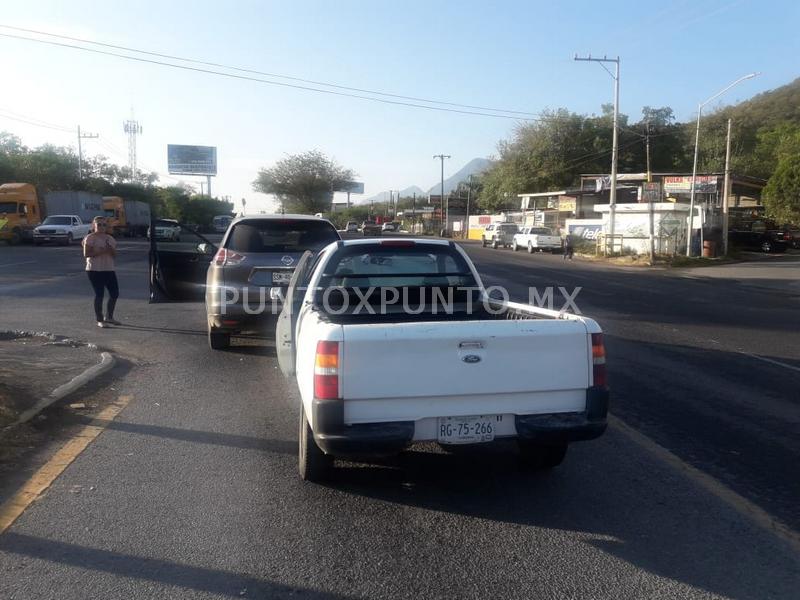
[0,238,798,599]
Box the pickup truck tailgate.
[340,319,590,423]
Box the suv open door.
[276,250,315,376]
[149,219,218,302]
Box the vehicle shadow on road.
[74,416,295,456]
[111,324,208,337]
[0,531,355,599]
[323,439,798,600]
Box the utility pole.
[412,192,416,233]
[433,154,451,234]
[646,120,653,257]
[77,125,99,179]
[722,118,733,256]
[574,54,620,255]
[206,175,212,198]
[687,73,759,256]
[465,173,473,239]
[123,110,143,181]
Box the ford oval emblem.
[281,256,294,266]
[462,354,481,364]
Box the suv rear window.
[225,219,339,253]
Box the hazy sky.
[1,0,798,212]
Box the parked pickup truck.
[481,222,518,249]
[276,238,609,481]
[512,227,563,253]
[33,215,92,245]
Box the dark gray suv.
[205,215,340,349]
[148,215,340,350]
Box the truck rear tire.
[518,441,568,470]
[299,406,332,482]
[208,329,230,350]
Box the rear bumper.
[516,387,608,443]
[311,387,609,457]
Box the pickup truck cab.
[33,215,91,245]
[276,238,609,481]
[512,227,563,253]
[481,222,518,249]
[361,221,382,236]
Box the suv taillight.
[591,333,607,388]
[213,248,246,266]
[314,341,340,400]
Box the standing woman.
[83,217,120,328]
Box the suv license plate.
[272,271,292,284]
[437,415,499,444]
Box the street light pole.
[686,72,759,256]
[722,118,733,256]
[433,154,451,234]
[574,54,620,255]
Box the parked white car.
[149,219,181,242]
[33,215,92,245]
[512,227,563,253]
[276,238,609,481]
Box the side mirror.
[20,205,28,215]
[197,243,214,255]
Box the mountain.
[362,185,426,204]
[352,158,492,205]
[426,157,493,195]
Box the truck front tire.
[518,441,568,470]
[299,407,332,482]
[64,233,73,246]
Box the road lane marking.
[610,414,800,553]
[0,395,132,534]
[739,352,800,374]
[0,260,37,267]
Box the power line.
[0,111,74,133]
[0,31,548,122]
[0,24,542,118]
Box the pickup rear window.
[319,244,477,288]
[226,219,339,253]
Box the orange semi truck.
[102,196,151,237]
[0,183,148,243]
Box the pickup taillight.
[213,248,246,266]
[591,333,607,388]
[314,341,340,400]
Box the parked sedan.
[729,229,788,253]
[381,221,400,232]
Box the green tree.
[763,155,800,225]
[252,150,356,214]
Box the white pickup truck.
[276,239,609,481]
[512,227,563,253]
[33,215,92,245]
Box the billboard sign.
[339,181,364,194]
[663,175,716,194]
[167,145,217,175]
